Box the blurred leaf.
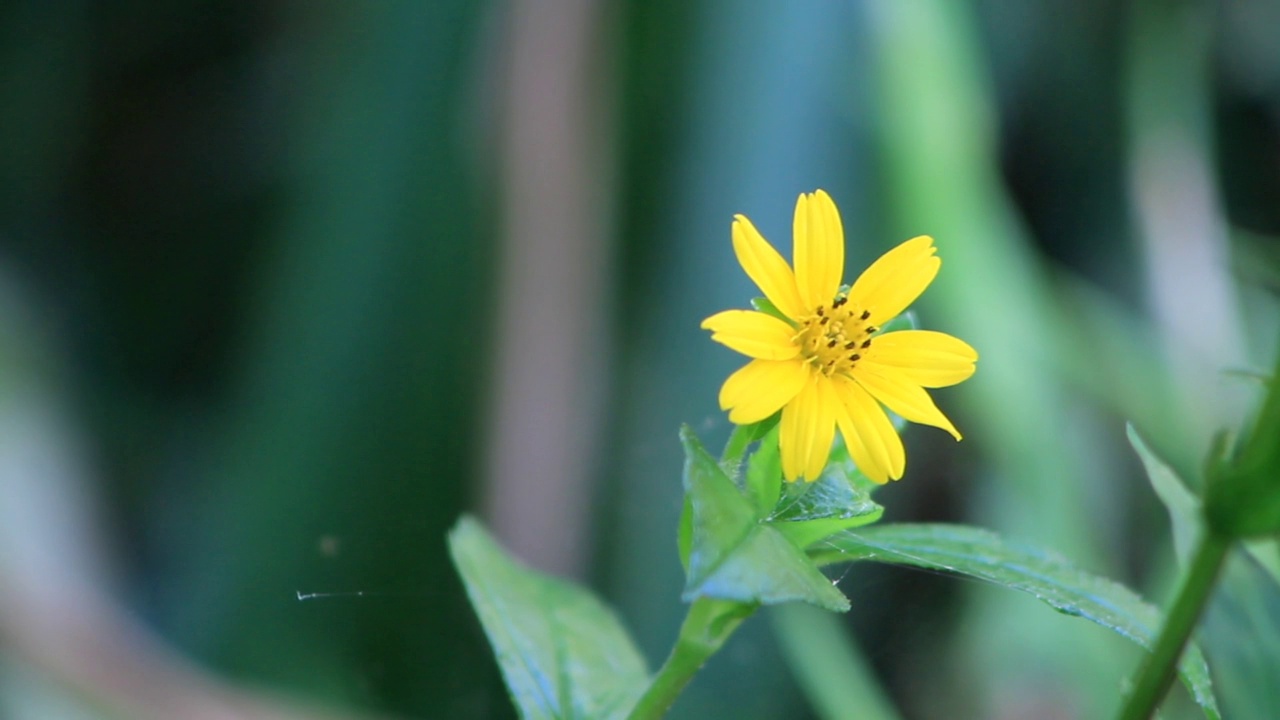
[770,604,902,720]
[873,1,1127,714]
[811,524,1221,719]
[1130,422,1280,717]
[1132,418,1280,584]
[1244,538,1280,587]
[1200,551,1280,720]
[680,427,849,612]
[1205,352,1280,538]
[1129,424,1203,565]
[448,517,649,720]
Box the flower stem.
[626,599,755,720]
[1116,531,1230,720]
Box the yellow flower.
[701,190,977,483]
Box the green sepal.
[448,516,649,720]
[875,309,917,335]
[750,296,791,324]
[679,426,850,612]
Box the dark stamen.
[860,309,870,320]
[820,316,829,325]
[844,341,857,350]
[850,353,861,362]
[816,306,824,316]
[861,339,872,349]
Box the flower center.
[794,295,876,377]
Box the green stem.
[1116,531,1230,720]
[627,599,755,720]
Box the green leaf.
[1129,424,1202,565]
[680,426,850,612]
[448,516,649,720]
[769,440,884,549]
[1200,550,1280,720]
[1130,423,1280,718]
[677,495,693,573]
[811,523,1221,719]
[744,424,783,518]
[1205,352,1280,537]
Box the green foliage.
[679,427,850,612]
[1205,362,1280,538]
[810,524,1221,719]
[1129,425,1202,564]
[1132,423,1280,720]
[770,604,901,720]
[769,441,884,550]
[1200,553,1280,720]
[454,419,1261,720]
[448,517,649,720]
[743,424,784,518]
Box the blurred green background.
[1,1,1278,719]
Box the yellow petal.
[861,330,977,388]
[778,377,838,482]
[793,190,845,311]
[852,365,961,440]
[732,215,806,320]
[832,375,905,483]
[846,236,939,326]
[719,358,810,425]
[834,400,882,484]
[701,310,799,360]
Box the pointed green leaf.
[1129,424,1202,565]
[681,426,850,612]
[811,524,1220,719]
[448,516,649,720]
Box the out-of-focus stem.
[1115,531,1230,720]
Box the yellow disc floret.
[794,296,876,377]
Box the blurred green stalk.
[1117,531,1229,720]
[771,604,901,720]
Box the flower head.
[702,190,977,483]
